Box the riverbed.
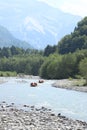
[0,77,87,122]
[0,102,87,130]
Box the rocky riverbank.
[52,79,87,93]
[0,102,87,130]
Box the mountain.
[0,0,82,49]
[0,25,32,49]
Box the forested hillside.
[40,17,87,83]
[58,17,87,54]
[0,17,87,84]
[44,17,87,56]
[0,46,44,76]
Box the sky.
[38,0,87,17]
[0,0,87,18]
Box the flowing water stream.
[0,77,87,121]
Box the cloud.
[0,0,86,18]
[0,0,23,20]
[38,0,61,8]
[59,0,87,17]
[14,8,22,13]
[38,0,87,17]
[0,1,19,9]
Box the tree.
[1,47,11,57]
[39,59,49,79]
[58,34,72,54]
[79,58,87,85]
[44,45,56,56]
[10,46,20,55]
[58,17,87,54]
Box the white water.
[0,77,87,121]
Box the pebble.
[0,102,87,130]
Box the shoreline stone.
[52,79,87,93]
[0,102,87,130]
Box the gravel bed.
[0,102,87,130]
[52,79,87,93]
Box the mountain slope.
[0,25,32,49]
[0,0,81,49]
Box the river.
[0,77,87,122]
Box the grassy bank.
[0,71,17,77]
[68,78,87,86]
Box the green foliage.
[57,53,77,78]
[0,46,44,58]
[77,17,87,30]
[0,46,44,76]
[40,49,87,79]
[58,17,87,54]
[40,53,77,79]
[0,53,44,76]
[0,46,87,79]
[44,45,56,56]
[1,16,87,80]
[79,57,87,85]
[58,34,72,54]
[71,79,86,86]
[0,71,17,77]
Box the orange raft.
[30,82,37,87]
[38,80,44,83]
